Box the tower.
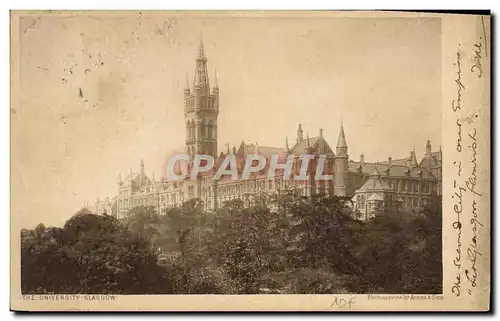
[334,121,348,197]
[184,36,219,159]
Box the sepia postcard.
[10,10,491,312]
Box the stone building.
[100,38,442,219]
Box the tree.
[348,199,443,294]
[282,193,363,276]
[204,197,290,293]
[21,212,172,294]
[401,200,442,293]
[125,205,159,241]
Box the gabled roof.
[357,171,392,192]
[290,136,334,156]
[379,158,408,166]
[419,151,442,169]
[291,136,318,154]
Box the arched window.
[207,120,213,140]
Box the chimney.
[360,153,365,165]
[426,140,432,156]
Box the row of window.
[213,179,329,198]
[388,179,434,194]
[185,97,217,111]
[186,120,215,141]
[118,192,185,208]
[356,193,430,210]
[349,177,436,195]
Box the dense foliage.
[21,194,442,294]
[21,209,172,294]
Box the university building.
[92,39,442,220]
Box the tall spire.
[193,34,209,90]
[198,34,206,60]
[285,136,290,152]
[184,72,190,96]
[140,159,145,173]
[306,132,310,149]
[336,122,347,148]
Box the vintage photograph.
[14,12,444,296]
[10,11,491,311]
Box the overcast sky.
[12,12,441,227]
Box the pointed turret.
[336,122,347,149]
[118,172,122,184]
[184,72,190,96]
[212,69,219,110]
[285,136,290,152]
[409,148,418,168]
[318,128,326,154]
[213,69,219,89]
[306,132,311,149]
[334,120,349,197]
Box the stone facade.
[92,38,442,219]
